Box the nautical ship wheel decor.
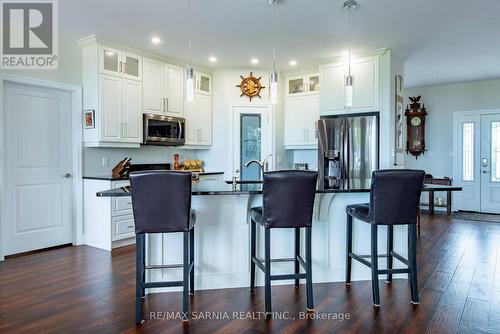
[236,72,265,101]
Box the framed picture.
[84,109,95,129]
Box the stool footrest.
[143,281,183,289]
[146,264,183,270]
[271,273,307,281]
[390,251,409,265]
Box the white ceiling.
[60,0,500,88]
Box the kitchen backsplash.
[83,147,199,175]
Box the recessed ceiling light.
[151,36,161,45]
[209,56,217,63]
[289,60,297,66]
[251,58,259,65]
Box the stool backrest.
[129,171,192,233]
[370,169,425,225]
[262,170,318,228]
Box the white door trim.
[453,109,500,212]
[0,74,83,261]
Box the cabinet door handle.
[315,121,318,139]
[119,61,123,73]
[162,98,166,112]
[165,97,169,111]
[123,62,127,74]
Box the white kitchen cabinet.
[195,71,211,95]
[98,74,142,144]
[285,97,307,145]
[83,179,135,251]
[99,46,142,81]
[143,58,184,116]
[284,95,319,148]
[286,73,319,96]
[143,58,164,113]
[122,79,143,142]
[284,72,319,149]
[81,38,143,148]
[184,93,212,147]
[319,54,379,115]
[305,95,319,144]
[100,74,122,142]
[165,64,184,115]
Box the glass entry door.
[480,114,500,213]
[455,112,500,213]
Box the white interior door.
[3,82,73,255]
[480,114,500,213]
[232,105,272,181]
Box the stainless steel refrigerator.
[318,113,379,189]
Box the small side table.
[424,177,452,216]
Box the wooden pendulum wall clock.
[405,96,427,159]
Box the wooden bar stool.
[249,170,318,315]
[345,169,425,306]
[130,171,196,323]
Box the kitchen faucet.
[244,154,273,175]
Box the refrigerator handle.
[343,119,349,180]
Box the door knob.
[62,173,72,178]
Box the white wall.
[0,37,82,86]
[404,78,500,177]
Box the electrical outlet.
[102,157,109,167]
[276,156,282,164]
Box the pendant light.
[186,0,194,102]
[269,0,278,105]
[343,0,358,110]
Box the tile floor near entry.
[0,213,500,334]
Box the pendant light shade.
[345,75,353,109]
[186,66,194,102]
[270,71,278,104]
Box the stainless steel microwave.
[143,114,185,146]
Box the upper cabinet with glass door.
[195,71,211,95]
[286,73,319,96]
[100,45,142,81]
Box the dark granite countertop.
[84,171,225,181]
[96,179,462,197]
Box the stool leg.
[294,227,300,288]
[135,234,144,324]
[250,219,256,291]
[264,228,272,315]
[371,225,380,306]
[409,224,419,304]
[189,228,195,296]
[346,214,353,285]
[386,225,394,283]
[182,232,189,321]
[141,234,146,298]
[305,226,314,311]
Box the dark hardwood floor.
[1,213,500,334]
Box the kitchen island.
[94,179,461,292]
